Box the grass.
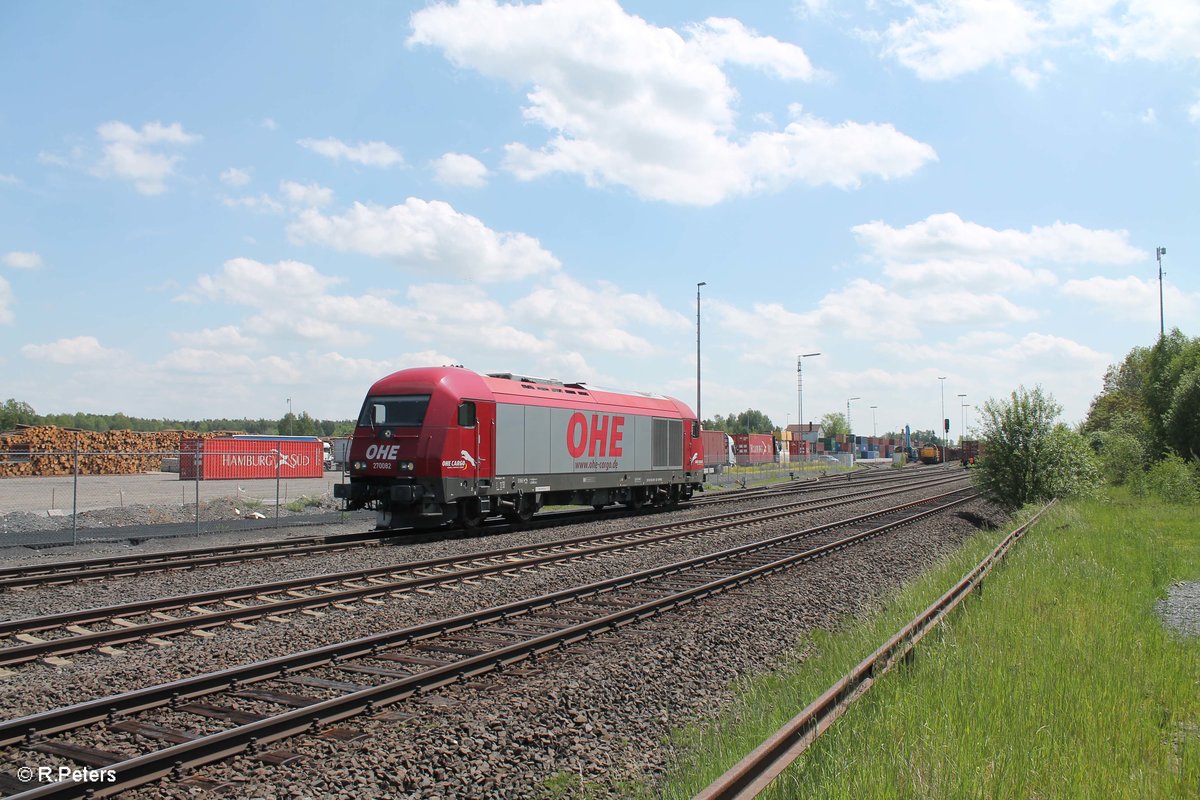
[657,489,1200,799]
[284,494,324,513]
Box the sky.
[1,0,1197,440]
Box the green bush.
[1089,429,1146,486]
[973,386,1099,510]
[1131,454,1199,503]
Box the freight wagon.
[334,367,703,530]
[732,433,777,465]
[700,429,736,469]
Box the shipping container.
[732,433,776,465]
[786,439,811,457]
[700,430,736,468]
[180,437,324,480]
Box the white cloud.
[221,193,284,214]
[298,136,404,167]
[686,16,817,80]
[288,198,561,281]
[37,151,69,167]
[92,121,201,195]
[182,258,344,305]
[432,152,490,187]
[410,0,935,205]
[1189,94,1200,124]
[0,277,12,325]
[1141,107,1157,124]
[0,173,17,185]
[991,332,1109,366]
[220,167,251,187]
[170,325,258,349]
[2,251,42,270]
[1062,275,1200,321]
[1010,63,1042,89]
[1092,0,1200,62]
[161,348,260,375]
[20,336,123,365]
[853,212,1145,268]
[261,117,278,131]
[877,0,1200,81]
[280,180,334,208]
[883,257,1057,291]
[878,0,1044,80]
[512,274,689,354]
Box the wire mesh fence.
[701,454,875,490]
[0,448,352,548]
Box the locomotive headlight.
[401,461,415,471]
[353,460,367,470]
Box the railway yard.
[0,465,1003,798]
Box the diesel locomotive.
[334,366,704,530]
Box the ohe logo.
[365,444,401,461]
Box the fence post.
[194,440,201,536]
[274,449,282,529]
[71,434,79,546]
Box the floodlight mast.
[1157,247,1166,338]
[797,352,820,433]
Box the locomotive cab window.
[691,420,700,438]
[457,401,476,427]
[358,395,431,427]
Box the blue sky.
[1,1,1197,439]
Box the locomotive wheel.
[504,495,536,525]
[459,498,484,529]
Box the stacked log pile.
[0,427,238,477]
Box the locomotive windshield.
[358,395,431,427]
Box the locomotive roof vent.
[487,372,564,387]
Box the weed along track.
[0,486,976,798]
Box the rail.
[693,499,1057,800]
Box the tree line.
[0,399,356,438]
[969,327,1199,510]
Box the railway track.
[0,473,969,667]
[0,485,976,798]
[0,468,947,592]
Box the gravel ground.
[1157,581,1200,637]
[0,476,998,798]
[0,494,348,552]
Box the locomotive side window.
[358,395,431,427]
[457,401,476,427]
[692,420,700,438]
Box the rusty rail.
[694,499,1057,800]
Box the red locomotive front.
[334,366,703,530]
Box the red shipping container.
[787,439,810,456]
[732,433,775,465]
[180,438,324,480]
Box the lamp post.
[1157,246,1166,338]
[286,398,292,436]
[937,376,946,463]
[797,352,820,432]
[870,405,877,437]
[957,394,967,450]
[696,282,706,425]
[847,396,860,458]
